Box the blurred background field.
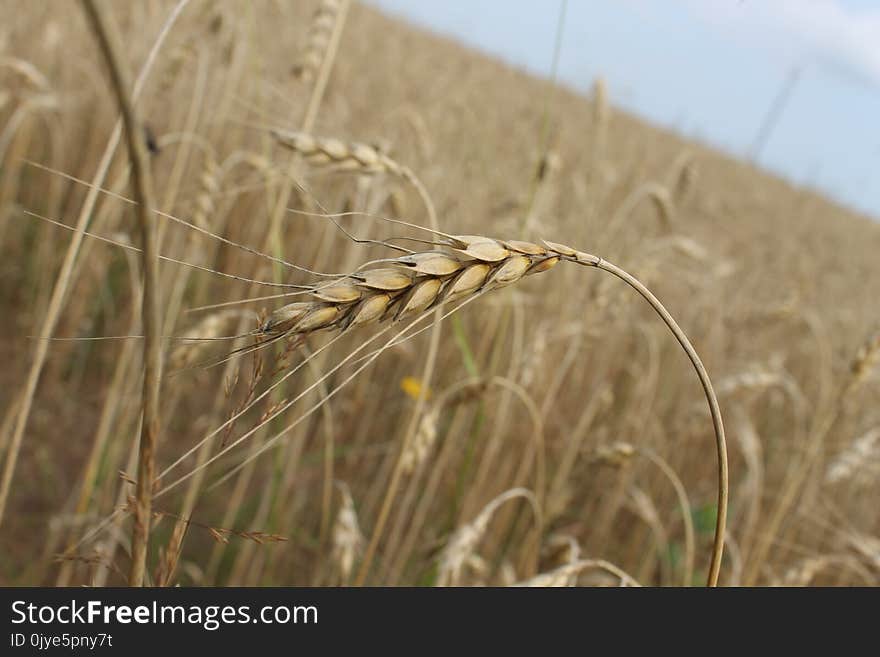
[0,0,878,586]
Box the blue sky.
[367,0,880,220]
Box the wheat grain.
[593,441,636,467]
[331,482,363,584]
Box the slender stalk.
[354,171,443,585]
[80,0,163,587]
[521,0,567,232]
[639,447,696,587]
[353,323,440,586]
[581,254,728,587]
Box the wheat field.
[1,0,878,587]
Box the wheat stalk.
[80,0,164,588]
[592,441,696,585]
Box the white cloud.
[683,0,880,84]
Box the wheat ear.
[330,482,364,585]
[251,233,727,586]
[825,426,880,485]
[271,128,439,227]
[293,0,345,83]
[436,488,540,586]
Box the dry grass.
[1,0,879,587]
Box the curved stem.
[575,254,728,587]
[640,446,696,587]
